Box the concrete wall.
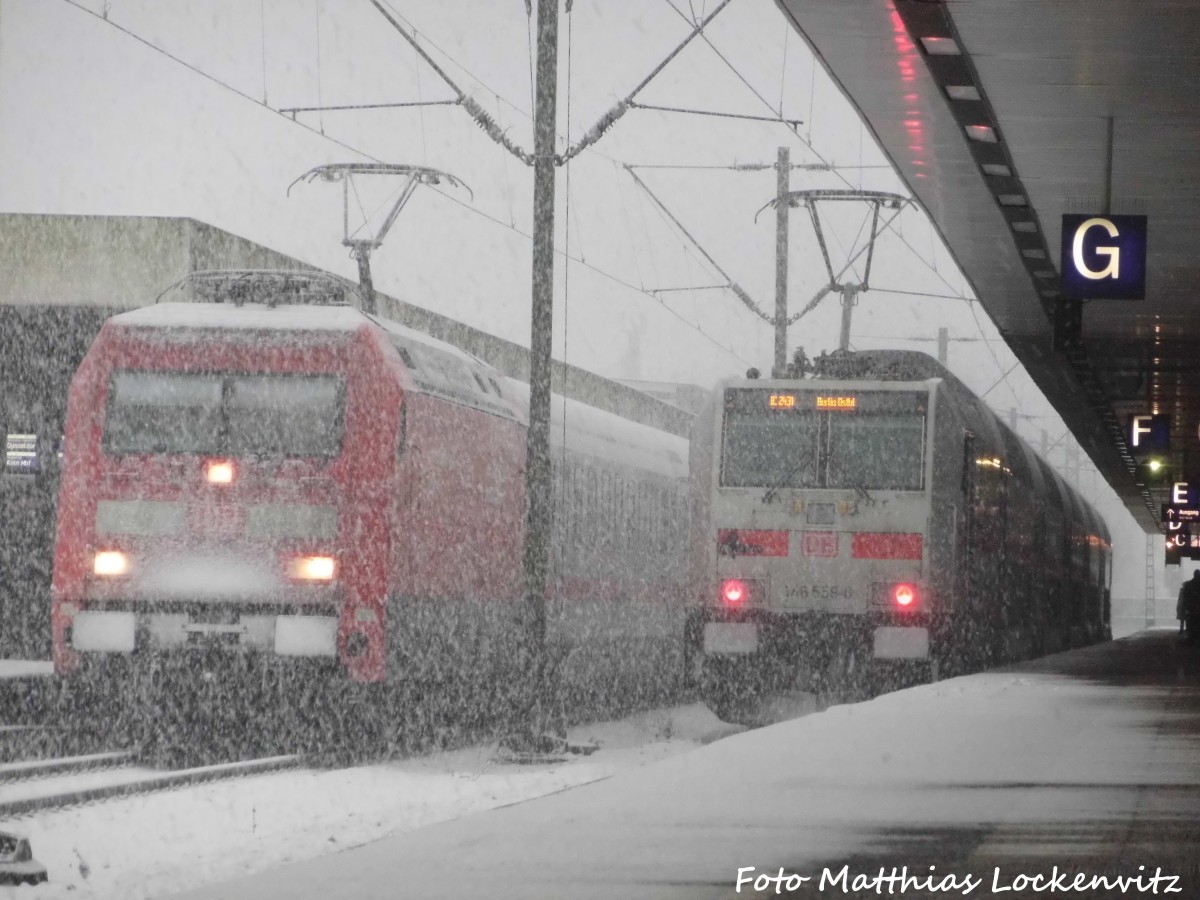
[0,213,695,657]
[0,213,693,434]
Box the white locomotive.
[686,351,1111,722]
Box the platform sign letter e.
[1061,214,1147,300]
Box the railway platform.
[170,630,1199,898]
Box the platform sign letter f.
[1131,415,1152,448]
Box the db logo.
[1060,213,1147,300]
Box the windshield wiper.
[762,459,808,504]
[851,483,877,506]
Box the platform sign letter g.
[1072,217,1120,280]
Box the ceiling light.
[1011,220,1038,233]
[1034,269,1058,279]
[997,194,1027,206]
[1021,248,1047,259]
[921,37,961,55]
[965,124,998,143]
[982,163,1012,176]
[945,84,981,101]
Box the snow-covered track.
[0,754,302,818]
[0,750,134,783]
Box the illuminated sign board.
[3,433,38,475]
[1172,482,1198,506]
[815,396,857,410]
[1162,505,1200,523]
[1060,214,1148,300]
[1128,414,1170,455]
[768,394,796,409]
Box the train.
[49,271,690,748]
[685,350,1112,723]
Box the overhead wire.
[313,0,325,134]
[59,0,379,162]
[777,26,788,116]
[659,0,851,190]
[613,161,648,290]
[967,299,1018,403]
[60,0,749,367]
[259,0,268,105]
[427,185,754,366]
[657,0,971,311]
[413,30,428,164]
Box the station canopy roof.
[776,0,1200,533]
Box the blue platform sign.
[1127,414,1170,454]
[1060,214,1147,300]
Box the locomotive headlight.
[205,459,235,485]
[93,550,130,577]
[893,583,918,609]
[290,555,336,581]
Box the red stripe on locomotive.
[850,532,923,560]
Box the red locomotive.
[51,272,690,732]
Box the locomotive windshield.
[720,388,927,491]
[103,371,345,457]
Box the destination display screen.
[720,388,929,491]
[725,389,926,416]
[816,395,857,410]
[3,433,38,475]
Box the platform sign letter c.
[1072,217,1120,280]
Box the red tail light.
[893,583,918,609]
[721,579,747,606]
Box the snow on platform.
[0,660,53,679]
[168,632,1200,900]
[5,703,741,900]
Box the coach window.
[600,470,613,549]
[619,479,630,551]
[585,469,599,545]
[566,465,581,554]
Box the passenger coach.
[687,351,1111,722]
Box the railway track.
[0,750,134,783]
[0,753,302,819]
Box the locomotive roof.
[107,302,687,476]
[113,303,496,369]
[111,302,370,333]
[810,349,954,382]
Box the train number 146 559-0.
[785,584,854,601]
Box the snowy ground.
[0,703,742,900]
[153,631,1199,900]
